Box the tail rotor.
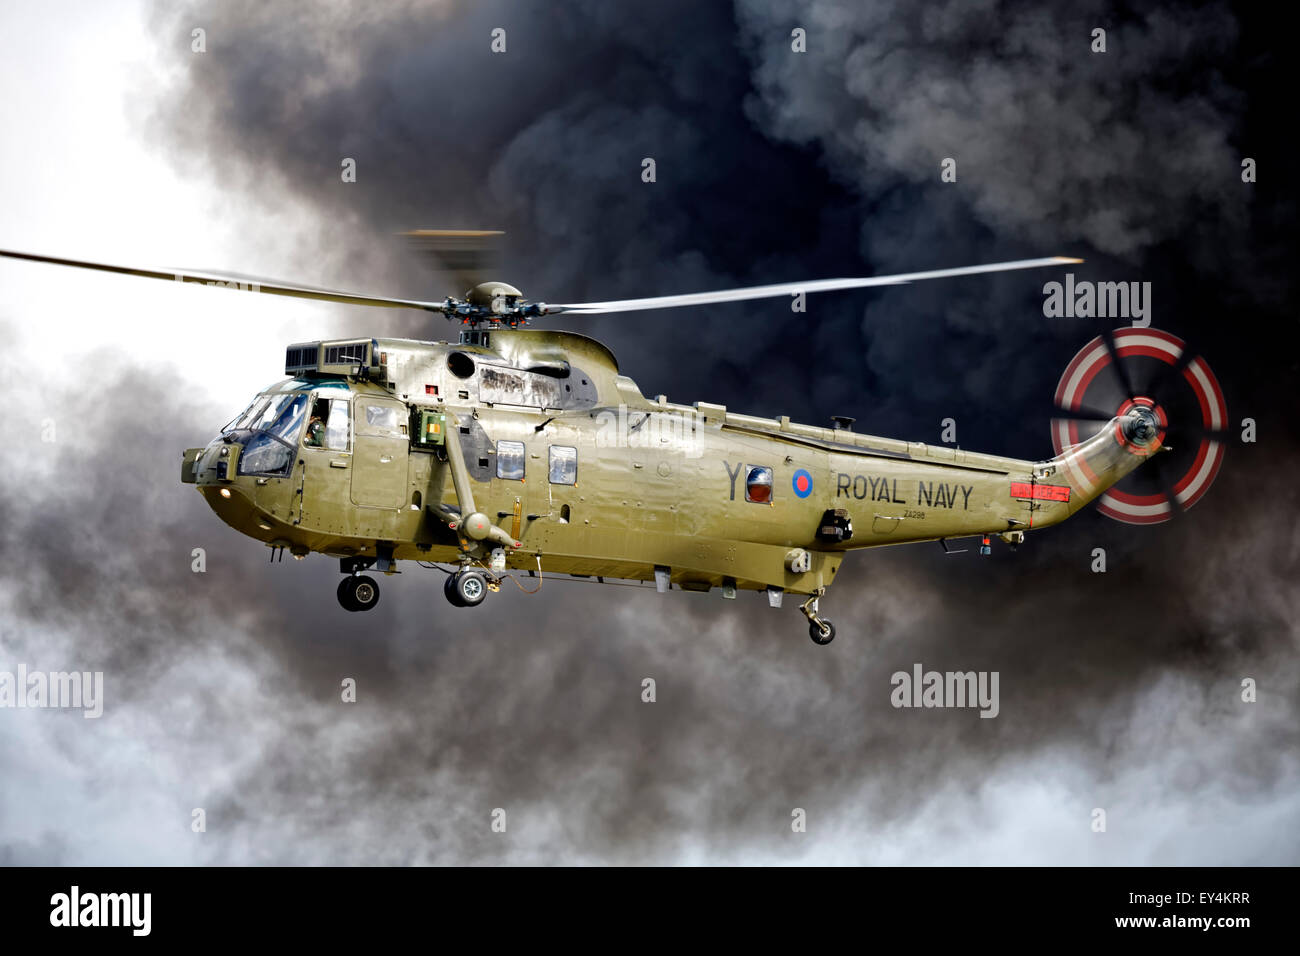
[1051,328,1227,524]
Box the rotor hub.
[1118,397,1165,448]
[465,281,523,309]
[443,281,551,328]
[1114,396,1168,454]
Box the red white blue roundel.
[792,469,813,498]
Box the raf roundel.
[792,468,813,499]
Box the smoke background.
[0,0,1296,864]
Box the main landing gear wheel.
[445,569,488,608]
[338,575,380,612]
[808,621,836,645]
[443,574,465,607]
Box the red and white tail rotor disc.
[1052,328,1227,525]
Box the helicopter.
[0,239,1225,644]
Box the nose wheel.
[337,574,380,612]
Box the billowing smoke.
[1,0,1296,863]
[738,0,1247,259]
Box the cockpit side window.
[325,398,350,451]
[305,398,326,448]
[304,396,352,451]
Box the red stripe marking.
[1010,482,1071,502]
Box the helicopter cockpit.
[218,381,351,478]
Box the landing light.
[219,488,232,499]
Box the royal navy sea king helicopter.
[1,238,1210,644]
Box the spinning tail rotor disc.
[1052,328,1227,524]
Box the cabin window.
[355,402,406,440]
[549,445,577,485]
[497,440,525,480]
[745,466,773,503]
[364,405,399,431]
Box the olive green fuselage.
[185,330,1153,597]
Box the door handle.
[330,460,348,469]
[379,455,393,464]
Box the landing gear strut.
[800,592,835,645]
[444,568,489,608]
[338,574,380,612]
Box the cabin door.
[350,397,409,509]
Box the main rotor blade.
[0,248,448,313]
[550,257,1083,315]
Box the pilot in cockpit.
[304,415,326,447]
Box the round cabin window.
[745,466,773,503]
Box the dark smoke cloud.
[738,0,1247,259]
[2,0,1297,863]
